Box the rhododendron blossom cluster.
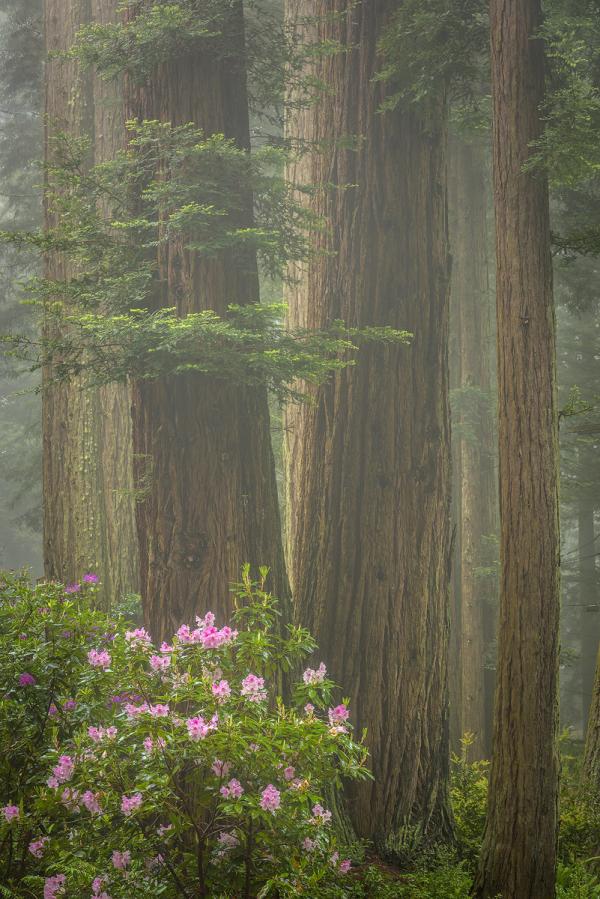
[0,568,368,897]
[88,648,111,669]
[2,804,19,822]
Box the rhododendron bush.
[0,568,369,898]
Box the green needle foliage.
[4,304,406,402]
[67,0,347,128]
[1,119,409,399]
[375,0,488,110]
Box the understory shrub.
[2,569,599,898]
[0,567,369,898]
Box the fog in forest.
[0,1,599,897]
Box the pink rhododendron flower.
[339,859,352,873]
[125,627,152,648]
[149,703,170,717]
[283,765,296,781]
[196,611,215,628]
[179,617,238,649]
[48,703,59,717]
[176,624,193,644]
[52,755,74,784]
[329,724,349,735]
[18,672,36,686]
[212,758,231,778]
[2,805,19,822]
[303,836,316,852]
[88,649,111,669]
[143,736,166,753]
[304,703,315,715]
[157,823,173,837]
[302,662,327,685]
[240,673,267,702]
[83,573,99,584]
[91,876,111,898]
[160,642,174,653]
[81,791,102,815]
[124,701,149,718]
[211,679,231,701]
[186,713,218,741]
[63,699,77,710]
[28,837,49,858]
[328,704,349,726]
[260,784,281,813]
[120,792,142,816]
[150,654,170,671]
[198,625,220,647]
[220,778,244,799]
[44,873,66,899]
[220,625,237,641]
[112,849,131,870]
[310,803,332,825]
[88,725,117,743]
[65,582,81,594]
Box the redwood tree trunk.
[584,643,600,793]
[123,6,289,638]
[579,488,598,734]
[284,0,452,844]
[43,0,138,602]
[449,136,496,760]
[473,0,560,895]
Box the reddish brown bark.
[122,5,289,638]
[448,136,496,760]
[43,0,138,602]
[473,0,560,895]
[284,0,452,843]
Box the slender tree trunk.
[584,642,600,793]
[43,0,138,602]
[579,486,598,734]
[92,0,139,604]
[285,0,452,845]
[448,193,463,755]
[448,136,496,760]
[473,0,560,895]
[122,4,289,638]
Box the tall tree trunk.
[473,0,560,895]
[584,642,600,793]
[122,4,289,639]
[284,0,452,845]
[448,194,463,755]
[579,477,598,734]
[43,0,138,602]
[448,135,496,760]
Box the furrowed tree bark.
[584,643,600,794]
[448,135,496,761]
[43,0,138,602]
[578,476,598,734]
[122,4,289,638]
[285,0,452,844]
[473,0,560,895]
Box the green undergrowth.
[339,732,600,897]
